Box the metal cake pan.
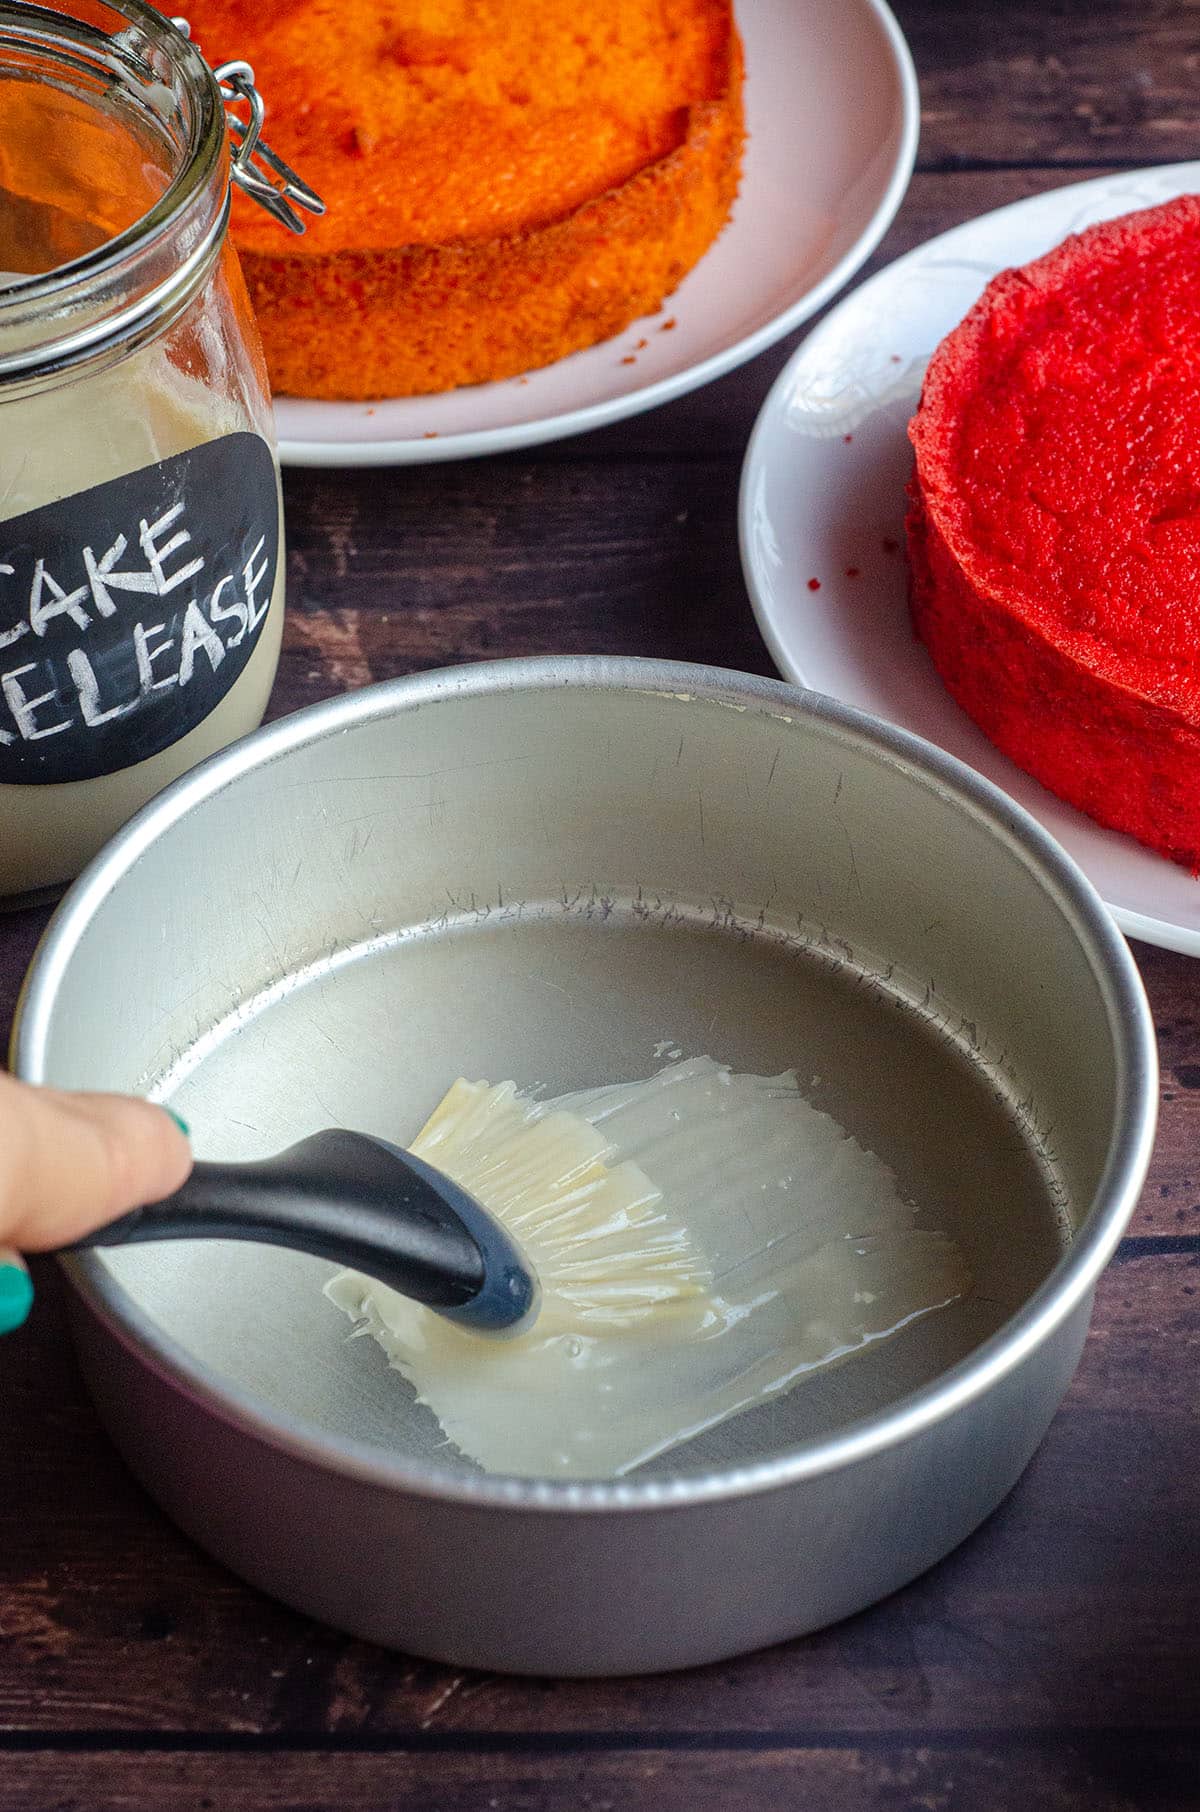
[12,656,1157,1674]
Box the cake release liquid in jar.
[0,0,321,897]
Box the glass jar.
[0,0,320,899]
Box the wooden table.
[3,4,1200,1805]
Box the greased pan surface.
[13,657,1156,1673]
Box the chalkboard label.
[0,431,278,785]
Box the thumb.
[0,1073,192,1252]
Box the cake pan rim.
[12,654,1158,1512]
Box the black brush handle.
[65,1129,487,1308]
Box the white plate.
[740,162,1200,957]
[275,0,917,467]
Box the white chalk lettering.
[0,439,276,780]
[66,648,136,728]
[0,561,26,651]
[139,502,204,596]
[83,532,158,617]
[243,537,270,634]
[2,662,70,740]
[177,599,225,687]
[30,561,90,637]
[133,621,178,693]
[207,574,248,648]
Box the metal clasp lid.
[172,19,325,235]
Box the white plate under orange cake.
[174,0,745,401]
[240,0,916,465]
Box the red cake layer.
[908,192,1200,868]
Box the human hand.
[0,1075,192,1333]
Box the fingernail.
[165,1107,190,1138]
[0,1253,33,1335]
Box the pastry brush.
[56,1128,539,1333]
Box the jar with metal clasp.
[0,0,322,900]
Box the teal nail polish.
[165,1108,190,1138]
[0,1263,33,1335]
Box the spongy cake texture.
[171,0,744,398]
[908,193,1200,869]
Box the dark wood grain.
[6,1741,1200,1812]
[272,170,1133,725]
[4,6,1200,1807]
[907,0,1200,171]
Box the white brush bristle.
[414,1079,709,1326]
[326,1059,970,1480]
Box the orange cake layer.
[908,193,1200,870]
[170,0,744,398]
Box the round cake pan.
[12,656,1156,1675]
